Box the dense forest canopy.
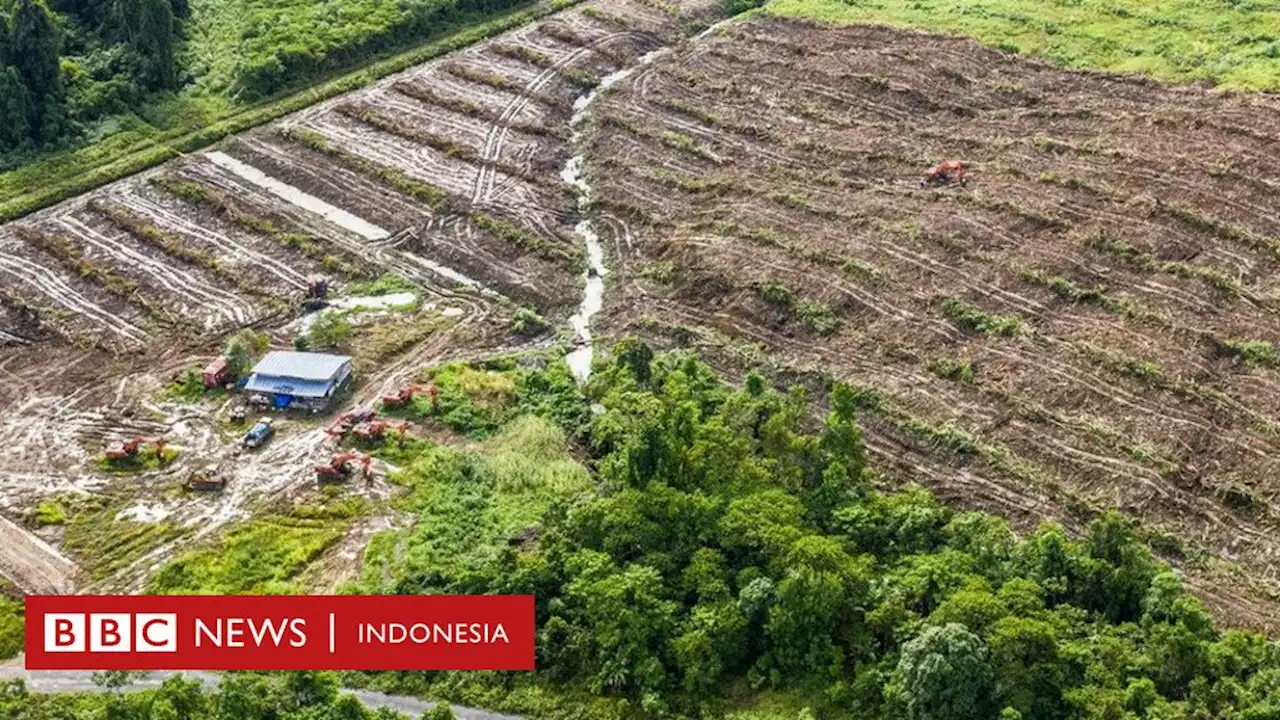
[0,0,182,152]
[83,346,1280,719]
[0,0,530,159]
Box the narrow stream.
[560,49,671,383]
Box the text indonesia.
[25,595,534,671]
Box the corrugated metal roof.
[243,375,336,398]
[249,351,351,381]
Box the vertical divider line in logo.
[329,613,335,654]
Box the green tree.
[111,0,176,89]
[309,312,352,349]
[561,556,679,694]
[672,600,748,692]
[10,0,64,139]
[987,616,1067,720]
[223,328,266,377]
[424,703,457,720]
[0,67,29,151]
[896,623,997,720]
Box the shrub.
[31,502,66,527]
[511,307,549,336]
[939,298,1024,338]
[309,312,353,349]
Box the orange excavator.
[326,407,378,437]
[351,420,408,444]
[105,436,167,462]
[315,452,372,483]
[380,384,439,411]
[920,159,966,188]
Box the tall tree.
[896,623,998,720]
[112,0,175,89]
[9,0,63,139]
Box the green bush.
[511,307,549,336]
[939,297,1024,338]
[31,501,66,527]
[0,588,21,660]
[309,312,353,349]
[167,367,207,402]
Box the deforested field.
[583,16,1280,629]
[0,0,721,597]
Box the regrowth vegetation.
[312,348,1280,718]
[767,0,1280,91]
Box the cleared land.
[0,0,721,595]
[583,16,1280,630]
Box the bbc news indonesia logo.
[26,595,534,671]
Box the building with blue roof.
[244,351,353,412]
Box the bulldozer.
[187,464,229,491]
[105,436,167,463]
[315,452,372,484]
[379,384,438,411]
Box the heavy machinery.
[304,275,330,312]
[315,452,372,483]
[351,420,408,444]
[242,418,274,449]
[307,275,330,300]
[105,436,166,462]
[326,407,377,437]
[380,384,439,411]
[920,159,966,188]
[187,464,229,491]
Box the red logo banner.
[24,595,535,671]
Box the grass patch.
[30,501,68,528]
[365,414,592,594]
[767,0,1280,91]
[1212,337,1280,370]
[753,280,842,335]
[929,356,976,383]
[1019,268,1148,321]
[0,1,581,223]
[62,496,184,581]
[147,516,346,594]
[344,272,418,297]
[0,579,20,660]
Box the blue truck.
[242,418,274,449]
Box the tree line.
[0,0,183,154]
[378,343,1280,719]
[11,344,1280,719]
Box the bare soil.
[0,0,722,594]
[584,17,1280,630]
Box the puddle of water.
[205,151,390,241]
[282,292,419,334]
[116,502,172,523]
[333,292,417,312]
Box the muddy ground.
[584,17,1280,630]
[0,0,721,595]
